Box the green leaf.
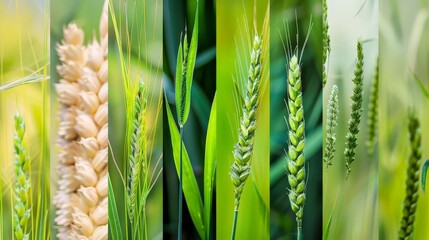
[108,175,124,240]
[412,72,429,99]
[165,95,205,238]
[323,206,334,240]
[175,41,184,125]
[182,0,199,125]
[204,93,217,240]
[422,159,429,192]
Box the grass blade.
[108,175,124,240]
[422,160,429,193]
[204,93,217,239]
[165,95,205,238]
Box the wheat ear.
[399,113,422,239]
[345,41,364,178]
[286,54,306,233]
[230,34,262,240]
[322,0,331,87]
[366,58,379,154]
[54,1,108,238]
[323,85,339,168]
[13,112,30,240]
[128,81,147,221]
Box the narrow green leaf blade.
[204,93,217,239]
[108,175,124,240]
[422,159,429,192]
[182,0,199,125]
[165,96,205,238]
[323,207,334,240]
[175,42,184,125]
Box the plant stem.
[231,209,238,240]
[178,125,184,240]
[297,227,303,240]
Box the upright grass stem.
[231,210,238,240]
[178,126,184,240]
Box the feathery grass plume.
[344,41,364,178]
[366,58,379,154]
[127,81,147,221]
[286,54,306,235]
[230,34,262,240]
[324,85,339,168]
[13,112,30,240]
[322,0,331,87]
[399,113,422,239]
[54,1,108,239]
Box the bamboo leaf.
[165,95,205,238]
[422,159,429,192]
[108,175,124,240]
[204,93,217,240]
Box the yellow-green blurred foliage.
[1,0,49,239]
[379,0,429,239]
[323,0,378,239]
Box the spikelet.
[231,35,263,210]
[322,0,331,87]
[399,113,422,239]
[366,58,379,154]
[344,41,364,178]
[286,55,306,230]
[13,112,30,240]
[54,1,108,239]
[323,85,339,167]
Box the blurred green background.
[216,0,270,239]
[379,0,429,239]
[1,0,49,239]
[269,0,322,239]
[108,0,163,239]
[323,0,378,239]
[163,0,216,239]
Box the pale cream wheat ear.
[54,1,108,239]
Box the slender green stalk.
[230,35,263,239]
[13,112,30,240]
[324,85,339,167]
[345,41,364,178]
[399,113,422,239]
[366,58,379,154]
[178,126,184,240]
[231,210,238,240]
[286,55,306,235]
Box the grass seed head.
[324,85,339,168]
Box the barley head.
[231,34,262,210]
[345,41,364,178]
[324,84,339,168]
[399,113,422,240]
[13,112,30,240]
[128,80,147,221]
[286,55,306,229]
[366,58,379,154]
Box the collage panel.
[323,0,379,239]
[0,0,49,239]
[51,0,107,239]
[270,0,322,239]
[379,0,429,238]
[216,1,270,239]
[108,0,163,239]
[163,0,216,239]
